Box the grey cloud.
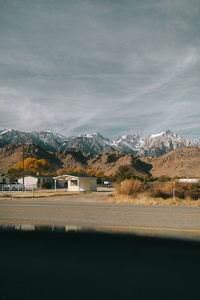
[0,0,199,138]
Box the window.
[70,180,78,186]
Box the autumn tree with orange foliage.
[56,168,86,177]
[55,168,107,183]
[7,157,50,179]
[56,168,73,176]
[85,169,95,177]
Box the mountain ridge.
[0,142,151,176]
[1,128,200,157]
[1,142,200,178]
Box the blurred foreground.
[0,228,199,300]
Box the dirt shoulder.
[0,187,113,203]
[1,187,200,206]
[111,194,200,207]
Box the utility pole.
[22,144,25,190]
[173,181,176,201]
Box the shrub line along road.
[0,192,200,240]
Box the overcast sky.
[0,0,200,138]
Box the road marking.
[102,225,200,233]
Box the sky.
[0,0,200,138]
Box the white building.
[178,179,199,183]
[53,175,97,192]
[18,175,53,189]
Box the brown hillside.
[55,150,91,169]
[0,143,62,172]
[0,144,151,176]
[87,152,152,175]
[1,144,200,178]
[55,151,151,176]
[143,147,200,178]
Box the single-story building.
[178,178,199,183]
[18,175,53,189]
[53,175,97,192]
[0,172,10,185]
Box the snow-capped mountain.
[1,129,200,157]
[61,132,116,155]
[0,129,67,152]
[138,130,200,157]
[112,134,144,153]
[111,129,200,156]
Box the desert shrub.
[115,180,200,200]
[149,182,200,200]
[149,182,173,199]
[114,182,122,195]
[157,175,171,182]
[175,183,200,200]
[115,179,145,196]
[115,165,136,182]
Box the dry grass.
[149,182,174,199]
[115,179,145,196]
[0,193,11,198]
[111,193,200,206]
[113,179,200,206]
[0,190,81,199]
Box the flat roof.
[53,175,97,180]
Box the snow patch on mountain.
[112,134,144,153]
[150,132,165,138]
[0,129,13,135]
[0,129,200,157]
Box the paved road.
[0,196,200,240]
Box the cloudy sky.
[0,0,199,138]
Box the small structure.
[18,175,53,189]
[178,178,199,183]
[53,175,97,192]
[0,172,10,185]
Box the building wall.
[79,179,90,192]
[55,177,97,192]
[67,178,97,192]
[68,179,80,191]
[18,176,38,188]
[18,176,52,188]
[0,174,10,184]
[90,179,97,191]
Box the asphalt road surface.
[1,193,200,299]
[0,194,200,240]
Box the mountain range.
[1,129,200,157]
[0,143,151,176]
[1,142,200,178]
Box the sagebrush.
[115,180,200,200]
